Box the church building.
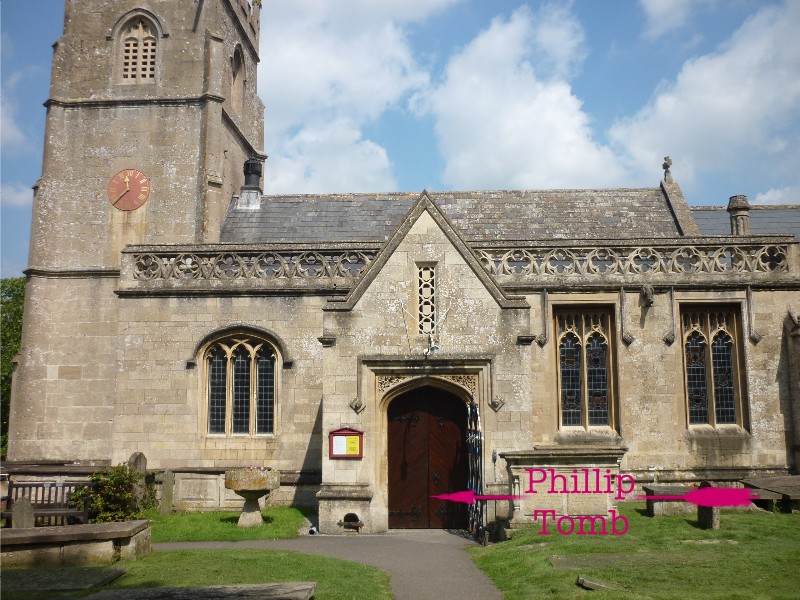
[8,0,800,535]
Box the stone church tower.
[9,0,265,460]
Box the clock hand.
[112,175,131,205]
[112,188,129,205]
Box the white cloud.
[259,1,460,193]
[754,186,800,205]
[1,182,34,207]
[610,1,800,190]
[1,69,42,154]
[0,96,30,152]
[639,0,701,39]
[267,120,397,193]
[529,2,587,80]
[423,6,627,190]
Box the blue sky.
[2,0,799,277]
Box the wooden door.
[388,387,468,529]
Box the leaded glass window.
[208,349,227,434]
[232,348,251,434]
[681,308,744,427]
[685,331,708,424]
[560,332,582,426]
[586,333,608,426]
[204,335,277,435]
[556,310,614,429]
[256,353,275,434]
[712,333,736,424]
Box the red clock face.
[107,169,150,211]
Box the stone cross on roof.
[663,156,673,183]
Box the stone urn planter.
[224,467,280,527]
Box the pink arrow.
[431,490,522,504]
[635,487,759,507]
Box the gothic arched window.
[231,46,245,114]
[205,335,277,435]
[119,18,157,83]
[556,309,615,429]
[681,308,744,427]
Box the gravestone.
[11,496,35,529]
[160,470,175,515]
[127,452,147,504]
[697,481,720,530]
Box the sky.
[2,0,800,277]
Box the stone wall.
[318,208,534,532]
[110,294,326,472]
[8,276,118,461]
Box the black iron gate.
[466,398,485,542]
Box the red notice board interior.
[329,427,364,459]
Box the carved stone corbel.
[787,310,800,337]
[488,396,505,412]
[349,397,365,415]
[536,289,549,347]
[620,289,634,346]
[746,287,762,344]
[640,284,655,308]
[663,287,676,345]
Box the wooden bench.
[1,480,95,527]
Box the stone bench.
[1,519,151,567]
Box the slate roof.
[691,206,800,240]
[220,188,685,244]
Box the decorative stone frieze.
[119,239,797,295]
[118,245,380,294]
[377,375,411,394]
[476,242,789,278]
[439,374,478,395]
[133,249,376,281]
[376,374,478,396]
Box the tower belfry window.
[231,47,245,114]
[121,19,157,82]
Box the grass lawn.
[145,505,310,542]
[470,503,800,600]
[112,549,392,599]
[3,550,392,600]
[4,508,392,599]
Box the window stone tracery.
[556,309,614,429]
[682,308,743,427]
[205,335,277,435]
[418,265,436,335]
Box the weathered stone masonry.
[7,0,800,534]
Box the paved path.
[156,530,504,600]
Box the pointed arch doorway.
[387,385,468,529]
